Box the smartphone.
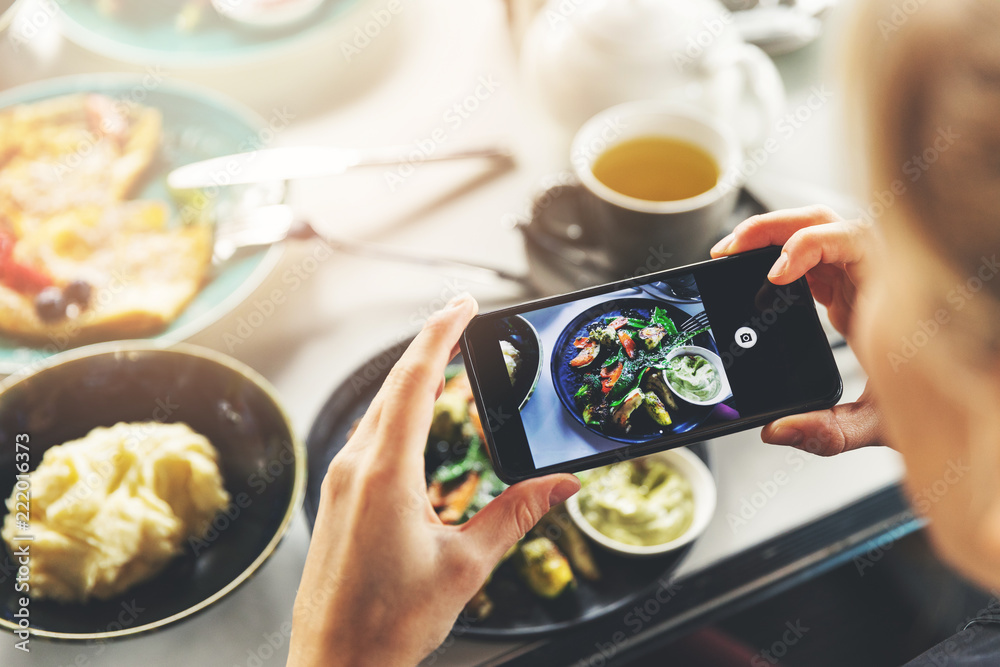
[460,246,842,483]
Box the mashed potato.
[1,422,230,603]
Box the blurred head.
[846,0,1000,589]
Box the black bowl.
[0,342,304,640]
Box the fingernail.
[768,251,789,280]
[767,427,802,446]
[711,233,735,256]
[444,292,472,310]
[548,477,580,506]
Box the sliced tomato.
[618,329,637,359]
[1,260,53,293]
[573,336,590,348]
[0,231,53,294]
[608,316,628,330]
[600,361,623,394]
[570,340,600,367]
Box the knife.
[167,143,514,190]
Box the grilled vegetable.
[600,361,623,394]
[588,324,617,346]
[643,370,679,412]
[431,471,481,524]
[537,505,601,582]
[430,390,469,443]
[515,537,575,598]
[639,325,666,350]
[612,388,645,430]
[643,392,673,426]
[464,586,494,621]
[570,339,600,367]
[618,330,637,359]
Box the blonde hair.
[847,0,1000,289]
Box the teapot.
[521,0,785,146]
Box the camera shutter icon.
[734,327,758,349]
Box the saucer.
[517,181,768,294]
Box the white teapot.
[521,0,785,146]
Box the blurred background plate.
[303,338,711,638]
[57,0,366,67]
[0,74,284,375]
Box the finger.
[374,294,479,458]
[710,205,841,258]
[767,221,869,285]
[458,474,580,566]
[761,386,882,456]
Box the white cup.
[571,100,745,273]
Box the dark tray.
[303,340,712,640]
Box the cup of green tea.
[571,101,744,273]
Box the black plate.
[303,339,710,639]
[551,298,720,445]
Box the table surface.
[0,1,907,665]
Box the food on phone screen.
[499,339,520,385]
[663,353,721,403]
[569,307,706,435]
[0,422,230,602]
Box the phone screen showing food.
[462,247,842,480]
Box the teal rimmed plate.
[58,0,366,67]
[0,74,285,375]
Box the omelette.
[0,93,211,344]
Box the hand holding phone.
[460,247,842,483]
[712,206,882,455]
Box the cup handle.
[730,43,786,148]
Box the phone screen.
[461,247,842,481]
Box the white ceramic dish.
[661,345,733,407]
[567,447,717,558]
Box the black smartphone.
[460,246,842,483]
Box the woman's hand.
[287,294,580,667]
[711,205,885,456]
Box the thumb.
[460,474,580,565]
[761,385,883,456]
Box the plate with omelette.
[0,74,284,373]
